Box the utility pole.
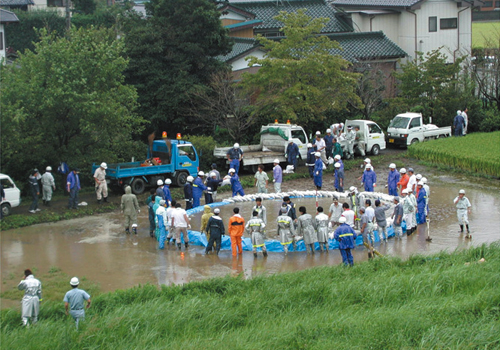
[65,0,71,30]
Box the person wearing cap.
[273,159,282,193]
[374,199,391,243]
[94,162,108,204]
[406,168,417,193]
[18,269,42,327]
[314,206,329,252]
[229,169,245,197]
[121,185,140,234]
[401,189,415,235]
[41,166,56,207]
[226,143,243,174]
[254,164,269,193]
[246,210,268,258]
[156,199,168,248]
[252,197,267,224]
[162,179,172,206]
[279,196,297,221]
[200,205,214,237]
[184,176,194,210]
[206,172,222,203]
[354,125,365,157]
[206,208,225,255]
[387,164,400,196]
[334,162,344,192]
[67,168,81,210]
[407,187,418,234]
[285,140,300,171]
[210,163,221,180]
[228,207,245,256]
[156,179,165,200]
[313,152,323,190]
[415,174,423,197]
[276,206,296,255]
[341,202,355,228]
[453,110,465,137]
[165,199,177,245]
[313,132,328,165]
[305,143,316,178]
[171,202,191,250]
[397,168,409,195]
[454,189,471,236]
[332,137,343,160]
[391,196,404,239]
[334,216,357,266]
[361,164,377,192]
[324,129,334,160]
[297,206,317,254]
[344,126,356,159]
[28,169,41,214]
[416,181,427,228]
[334,154,344,171]
[192,172,207,208]
[63,277,91,330]
[328,196,342,228]
[359,206,375,258]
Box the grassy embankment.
[2,243,499,349]
[472,21,500,48]
[408,132,500,178]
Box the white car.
[1,173,21,216]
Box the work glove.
[316,172,319,175]
[296,155,299,158]
[138,209,141,213]
[273,179,276,182]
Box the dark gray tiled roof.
[217,37,259,62]
[0,8,20,22]
[231,0,353,33]
[0,0,34,6]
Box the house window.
[496,1,500,8]
[429,17,437,32]
[440,18,457,30]
[483,1,493,6]
[48,0,65,7]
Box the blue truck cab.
[92,139,199,194]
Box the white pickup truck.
[0,173,21,216]
[386,112,451,147]
[340,119,387,157]
[213,123,309,172]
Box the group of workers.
[453,108,469,137]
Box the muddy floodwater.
[2,172,499,305]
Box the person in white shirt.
[364,199,375,223]
[314,132,328,165]
[165,200,177,245]
[341,202,355,228]
[406,168,417,193]
[328,196,343,228]
[171,203,191,250]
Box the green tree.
[73,0,97,15]
[393,49,465,126]
[124,0,232,136]
[1,26,145,186]
[240,10,361,130]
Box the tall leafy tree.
[240,10,361,130]
[1,27,144,185]
[124,0,232,135]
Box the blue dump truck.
[92,139,199,194]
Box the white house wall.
[231,49,266,71]
[0,24,5,64]
[220,10,248,21]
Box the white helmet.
[339,123,344,127]
[402,189,409,194]
[315,152,321,157]
[273,159,280,164]
[326,128,332,133]
[457,110,462,115]
[229,168,236,174]
[209,172,216,177]
[339,216,346,223]
[307,143,313,148]
[400,168,407,173]
[421,177,427,184]
[389,163,396,169]
[334,154,341,160]
[233,143,240,149]
[70,277,79,286]
[165,178,172,185]
[349,186,357,192]
[46,166,52,171]
[198,171,205,177]
[417,181,424,186]
[416,174,422,180]
[186,176,194,183]
[157,179,164,186]
[365,164,372,169]
[459,189,465,194]
[100,162,107,169]
[364,158,371,163]
[334,163,340,168]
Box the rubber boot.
[172,239,176,246]
[253,251,257,258]
[263,249,268,257]
[103,197,108,203]
[150,231,154,238]
[133,227,137,235]
[284,246,288,256]
[177,243,182,250]
[98,199,102,205]
[185,243,189,249]
[42,200,46,206]
[459,225,464,233]
[466,225,470,234]
[310,244,315,254]
[125,228,130,234]
[325,244,329,252]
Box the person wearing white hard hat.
[361,164,377,192]
[453,110,465,137]
[305,143,316,178]
[41,166,56,206]
[454,189,471,237]
[254,164,269,193]
[354,125,366,157]
[156,199,168,249]
[416,181,427,229]
[64,277,91,330]
[334,162,344,192]
[324,128,334,160]
[184,176,194,210]
[156,179,165,200]
[397,168,409,195]
[18,268,42,327]
[313,132,328,165]
[334,215,357,266]
[28,169,41,214]
[276,206,296,255]
[206,172,222,203]
[313,152,323,190]
[226,143,243,174]
[162,178,173,206]
[344,125,356,159]
[192,171,207,208]
[415,174,423,197]
[229,168,245,197]
[387,163,400,196]
[401,189,414,235]
[407,187,418,235]
[334,154,344,171]
[246,209,268,258]
[285,139,300,171]
[94,162,108,204]
[121,185,140,234]
[273,159,282,193]
[421,177,430,215]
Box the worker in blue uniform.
[184,176,194,210]
[416,181,427,225]
[162,178,172,206]
[305,143,316,178]
[192,171,207,208]
[229,168,245,197]
[334,216,357,266]
[324,129,334,160]
[313,152,323,190]
[285,140,300,171]
[361,164,377,192]
[226,143,243,174]
[387,163,400,196]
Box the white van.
[1,173,21,216]
[343,119,386,156]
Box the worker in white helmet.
[324,128,334,160]
[313,152,323,190]
[41,166,56,206]
[156,179,165,200]
[94,162,108,204]
[454,189,471,237]
[387,163,400,196]
[226,143,243,174]
[397,168,409,195]
[184,176,194,210]
[273,159,282,193]
[163,178,172,206]
[192,171,207,208]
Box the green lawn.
[2,244,499,349]
[472,21,500,48]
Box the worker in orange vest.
[397,168,409,195]
[228,207,245,256]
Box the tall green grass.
[408,132,500,177]
[2,244,500,349]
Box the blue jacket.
[184,183,193,200]
[286,142,299,163]
[362,170,377,192]
[67,171,80,190]
[163,185,172,203]
[206,178,222,193]
[334,223,357,249]
[387,169,400,189]
[306,148,316,166]
[206,216,225,238]
[193,177,206,199]
[313,158,323,176]
[334,169,344,188]
[324,134,334,149]
[417,187,427,210]
[230,174,243,193]
[453,114,465,130]
[336,159,344,171]
[29,175,39,195]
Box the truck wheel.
[371,145,380,156]
[131,178,145,195]
[175,172,188,187]
[1,203,11,216]
[410,139,419,146]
